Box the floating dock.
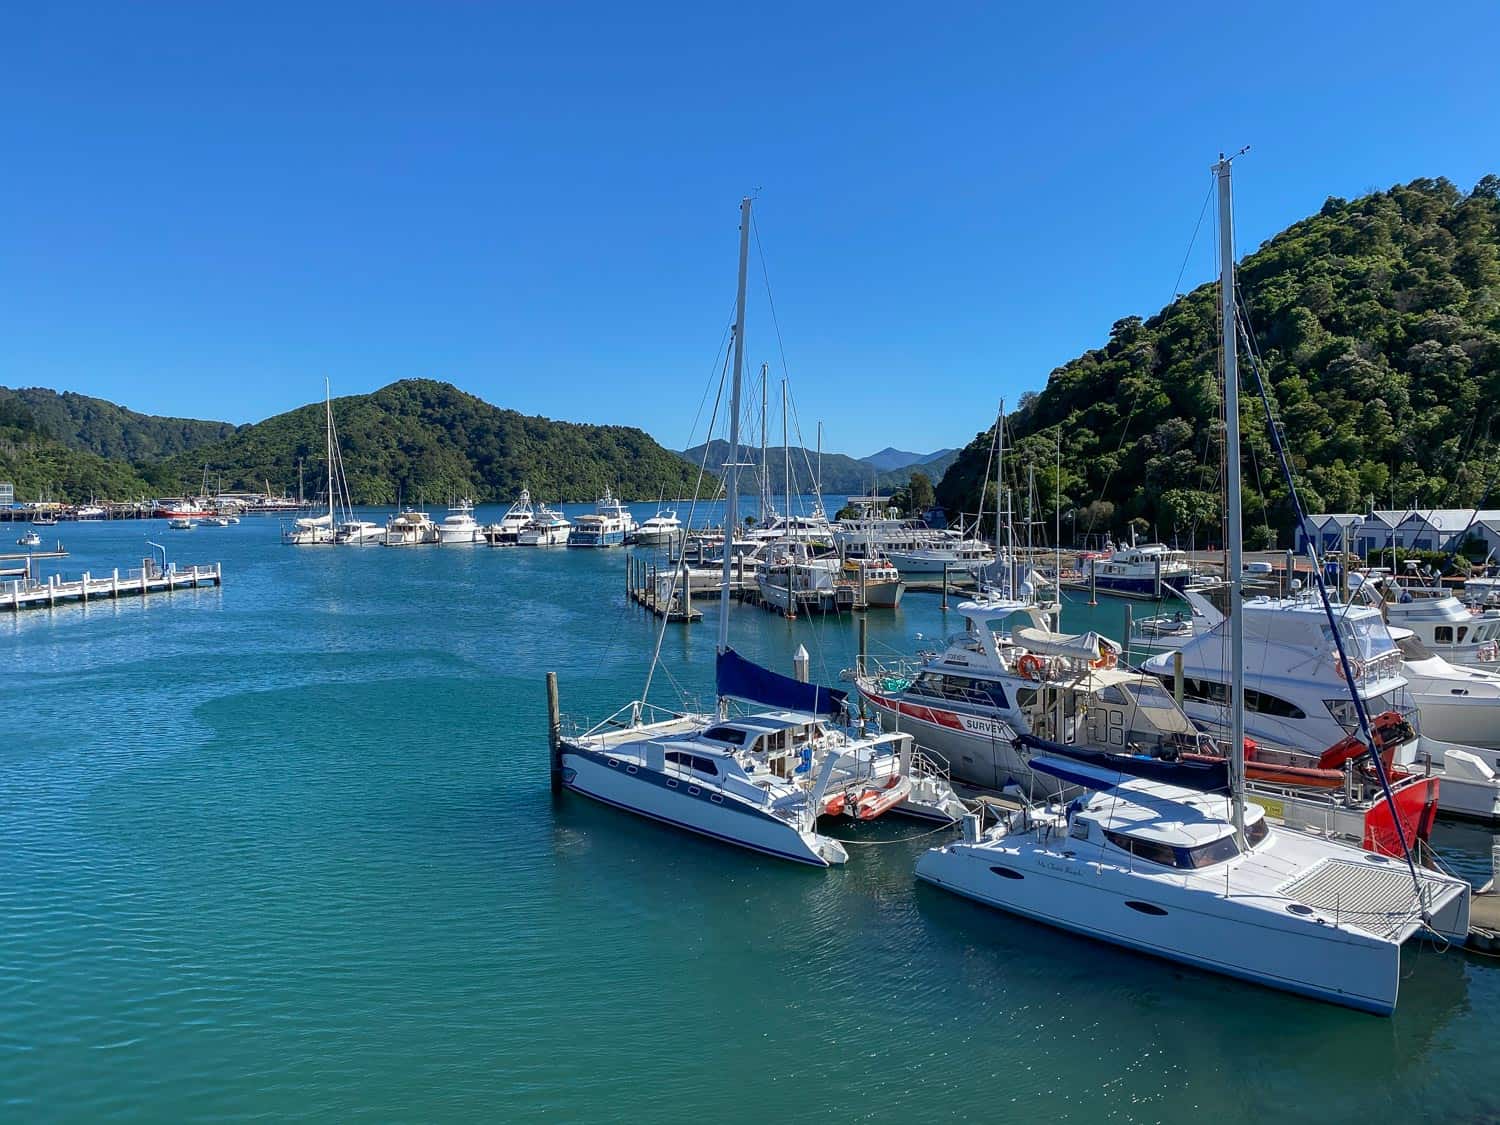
[1,562,223,612]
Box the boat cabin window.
[1014,688,1038,710]
[1097,685,1129,706]
[907,673,1008,708]
[1130,681,1179,711]
[665,751,719,777]
[1434,626,1453,644]
[1457,626,1469,643]
[1104,828,1242,869]
[701,726,748,746]
[1178,677,1303,719]
[1246,817,1269,847]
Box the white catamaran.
[914,156,1469,1015]
[553,198,964,866]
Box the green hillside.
[0,386,237,462]
[0,396,154,502]
[155,379,702,504]
[936,175,1500,546]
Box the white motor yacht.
[1389,626,1500,751]
[483,490,535,545]
[633,508,684,547]
[517,505,572,546]
[16,530,41,547]
[1356,576,1500,669]
[283,513,333,544]
[755,542,846,615]
[1141,591,1498,822]
[384,508,439,546]
[568,488,637,547]
[1081,541,1196,598]
[335,519,385,545]
[883,530,996,576]
[437,499,481,545]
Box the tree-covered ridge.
[0,396,155,501]
[0,386,238,462]
[936,175,1500,546]
[155,379,703,504]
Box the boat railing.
[579,699,697,737]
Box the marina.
[1,559,222,611]
[7,513,1500,1122]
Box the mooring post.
[941,563,949,611]
[546,671,562,794]
[857,615,868,679]
[1089,556,1097,606]
[1173,650,1185,705]
[792,644,810,683]
[1153,555,1162,601]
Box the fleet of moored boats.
[11,171,1500,1019]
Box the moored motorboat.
[483,490,535,545]
[437,499,481,545]
[517,505,572,546]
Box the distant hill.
[860,446,956,472]
[154,379,701,504]
[0,395,154,501]
[682,440,955,495]
[936,175,1500,545]
[0,386,238,462]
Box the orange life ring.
[1017,653,1045,681]
[1090,650,1118,670]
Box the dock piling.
[1089,557,1097,606]
[1173,650,1184,705]
[546,671,562,794]
[941,564,949,611]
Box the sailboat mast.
[719,198,753,655]
[1215,155,1247,844]
[325,378,335,523]
[760,364,769,523]
[782,380,790,524]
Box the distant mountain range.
[0,380,702,504]
[860,446,956,472]
[679,441,959,496]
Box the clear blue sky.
[2,3,1495,456]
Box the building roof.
[1397,509,1480,533]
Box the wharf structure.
[1,559,222,612]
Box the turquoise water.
[4,509,1498,1122]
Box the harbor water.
[4,508,1499,1122]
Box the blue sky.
[2,3,1495,455]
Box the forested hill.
[155,379,702,504]
[936,175,1500,546]
[0,387,237,462]
[0,395,155,500]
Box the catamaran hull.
[916,844,1402,1014]
[559,746,841,866]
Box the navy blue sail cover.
[1016,732,1231,792]
[716,648,848,718]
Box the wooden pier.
[1,562,223,612]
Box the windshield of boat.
[1103,827,1242,869]
[1395,634,1436,661]
[1332,614,1397,662]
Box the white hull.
[438,527,481,545]
[517,527,570,546]
[917,841,1407,1013]
[561,747,842,866]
